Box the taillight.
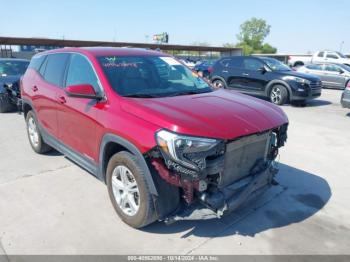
[208,66,213,74]
[347,82,350,90]
[288,56,291,61]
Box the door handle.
[57,96,66,104]
[32,85,38,92]
[242,73,249,76]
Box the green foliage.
[233,17,277,55]
[261,43,277,54]
[222,43,236,48]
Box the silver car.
[297,63,350,89]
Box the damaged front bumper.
[149,124,288,224]
[164,162,278,224]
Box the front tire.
[26,111,52,154]
[107,151,158,228]
[269,85,288,105]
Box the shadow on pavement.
[46,150,63,156]
[143,163,331,238]
[305,99,332,107]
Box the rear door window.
[318,52,324,58]
[220,59,231,67]
[325,64,341,72]
[228,57,243,68]
[43,53,70,87]
[243,58,264,71]
[306,64,322,70]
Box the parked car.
[193,60,215,77]
[288,50,350,68]
[21,47,288,228]
[297,63,350,89]
[341,81,350,109]
[210,56,322,105]
[0,58,29,112]
[179,59,196,69]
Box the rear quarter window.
[28,55,46,71]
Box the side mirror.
[258,66,267,74]
[65,84,102,100]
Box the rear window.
[42,53,69,87]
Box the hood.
[120,89,288,140]
[276,70,320,82]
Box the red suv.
[21,47,288,228]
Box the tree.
[235,18,277,55]
[222,43,236,48]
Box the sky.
[2,0,350,54]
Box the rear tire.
[106,151,158,228]
[269,85,288,105]
[26,111,52,154]
[212,79,226,89]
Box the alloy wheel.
[111,165,140,216]
[28,117,39,148]
[271,86,282,104]
[213,80,224,89]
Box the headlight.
[283,76,310,85]
[156,129,222,171]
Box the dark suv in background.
[210,56,322,105]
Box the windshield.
[0,60,29,76]
[98,56,212,97]
[261,58,291,71]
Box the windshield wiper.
[122,94,160,98]
[167,90,212,97]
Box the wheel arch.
[22,102,33,118]
[293,61,305,67]
[210,76,227,88]
[99,133,158,196]
[266,80,291,99]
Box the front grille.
[309,81,322,90]
[218,131,271,188]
